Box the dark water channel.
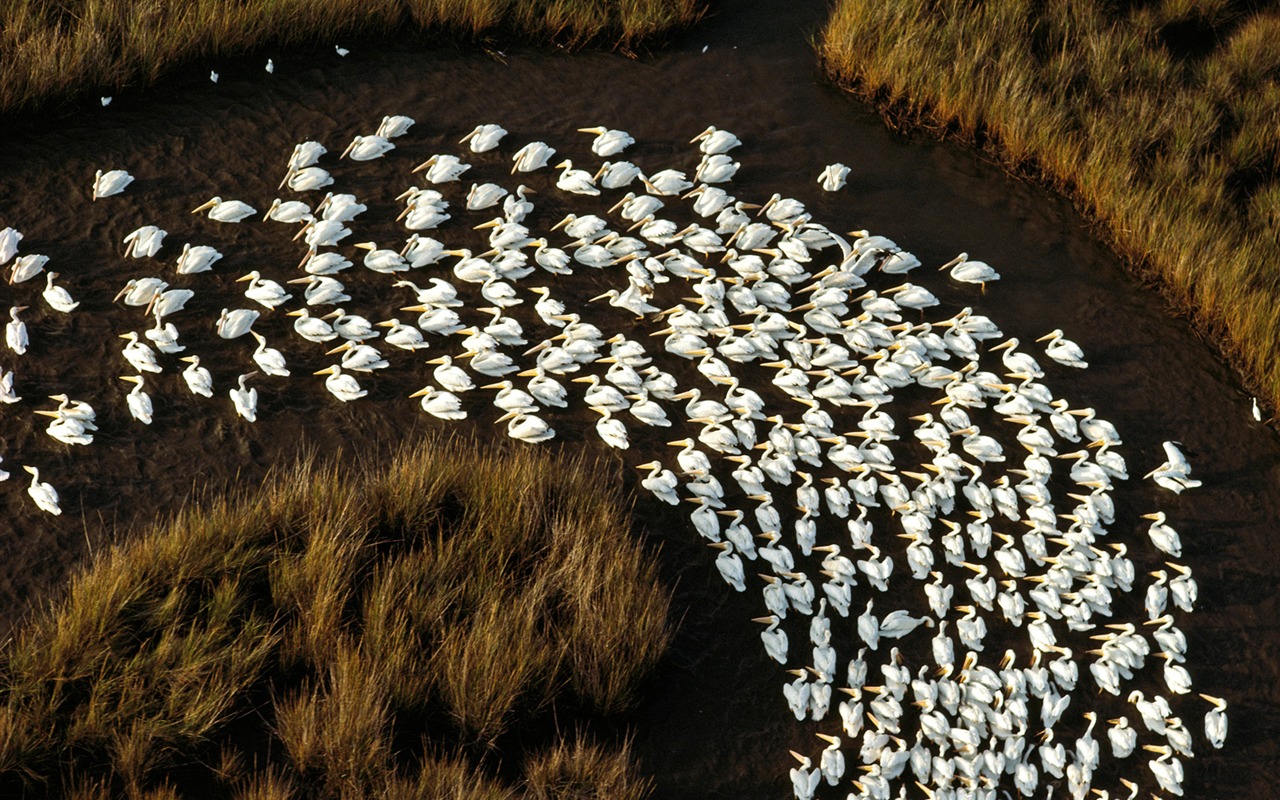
[0,0,1277,796]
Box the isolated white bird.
[23,465,61,515]
[92,169,133,200]
[1145,441,1202,493]
[818,163,850,191]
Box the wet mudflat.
[0,0,1277,797]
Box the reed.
[0,436,668,798]
[0,0,705,117]
[819,0,1280,409]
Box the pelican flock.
[0,116,1226,799]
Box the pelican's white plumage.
[23,465,61,515]
[192,196,257,222]
[92,169,133,200]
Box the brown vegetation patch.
[0,436,670,798]
[818,0,1280,409]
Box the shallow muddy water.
[0,0,1277,796]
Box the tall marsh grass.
[0,436,669,798]
[819,0,1280,407]
[0,0,705,117]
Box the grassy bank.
[819,0,1280,407]
[0,437,669,799]
[0,0,705,117]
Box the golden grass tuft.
[819,0,1280,409]
[523,735,652,800]
[0,436,668,799]
[0,0,706,117]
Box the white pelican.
[465,182,508,210]
[6,306,27,354]
[0,228,21,266]
[709,542,745,592]
[23,465,61,515]
[497,411,555,443]
[694,153,739,184]
[410,385,466,419]
[0,368,18,403]
[92,168,133,200]
[592,407,629,449]
[122,225,166,258]
[427,355,474,393]
[376,318,427,350]
[35,411,93,446]
[263,198,313,224]
[375,115,414,138]
[353,242,407,273]
[120,375,153,424]
[327,341,387,372]
[230,372,258,422]
[460,123,507,152]
[179,355,213,397]
[314,364,366,402]
[404,305,464,336]
[285,166,333,192]
[191,197,257,222]
[216,308,259,339]
[144,315,183,354]
[690,126,742,154]
[938,251,1000,288]
[40,272,78,313]
[145,288,194,319]
[1144,440,1202,492]
[788,750,821,800]
[113,277,167,307]
[340,134,394,161]
[1037,328,1088,368]
[175,243,223,274]
[577,125,634,156]
[1143,744,1185,796]
[412,154,471,183]
[753,615,788,664]
[642,169,692,196]
[236,271,292,309]
[594,161,642,189]
[249,332,290,376]
[9,254,47,284]
[637,461,680,504]
[286,140,327,171]
[317,192,367,222]
[118,332,161,373]
[517,364,568,408]
[818,163,850,191]
[1142,512,1182,557]
[47,394,96,427]
[480,380,537,415]
[1200,694,1227,749]
[554,160,600,195]
[298,251,352,275]
[511,141,556,173]
[287,275,349,307]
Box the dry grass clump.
[0,436,669,799]
[523,735,651,800]
[819,0,1280,407]
[0,0,705,117]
